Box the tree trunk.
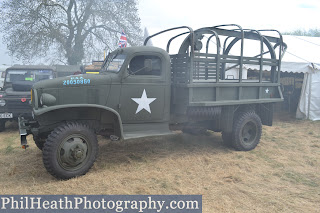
[66,42,84,65]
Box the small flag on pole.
[118,31,127,48]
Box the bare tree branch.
[0,0,143,65]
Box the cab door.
[119,53,170,123]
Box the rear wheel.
[232,111,262,151]
[43,122,98,180]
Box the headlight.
[0,99,5,107]
[39,93,56,106]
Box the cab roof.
[6,65,55,71]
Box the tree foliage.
[283,28,320,37]
[0,0,143,65]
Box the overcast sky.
[1,0,320,67]
[139,0,320,32]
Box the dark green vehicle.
[18,25,286,179]
[0,65,56,131]
[0,65,81,131]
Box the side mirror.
[144,59,152,72]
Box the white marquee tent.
[281,35,320,121]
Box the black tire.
[232,111,262,151]
[43,122,98,180]
[221,131,233,147]
[33,136,46,151]
[0,120,5,132]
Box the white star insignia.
[265,88,269,93]
[131,89,156,114]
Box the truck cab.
[18,25,286,179]
[104,47,171,135]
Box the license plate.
[0,113,13,119]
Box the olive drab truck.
[0,65,56,131]
[18,25,287,179]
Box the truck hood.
[33,73,115,107]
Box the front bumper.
[18,116,37,149]
[0,98,32,120]
[18,116,29,148]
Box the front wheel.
[232,111,262,151]
[33,136,46,151]
[43,122,98,180]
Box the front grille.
[6,98,32,113]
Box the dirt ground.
[0,113,319,212]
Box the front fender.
[34,104,124,139]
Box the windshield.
[104,54,126,73]
[5,69,54,83]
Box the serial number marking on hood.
[63,76,91,86]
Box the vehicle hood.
[33,74,114,107]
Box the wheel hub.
[59,136,88,170]
[242,121,257,144]
[72,147,84,160]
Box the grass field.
[0,113,319,212]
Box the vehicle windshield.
[103,54,126,73]
[5,69,54,83]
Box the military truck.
[0,65,56,131]
[0,65,81,132]
[18,25,286,179]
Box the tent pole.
[307,73,312,120]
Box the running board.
[123,122,172,140]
